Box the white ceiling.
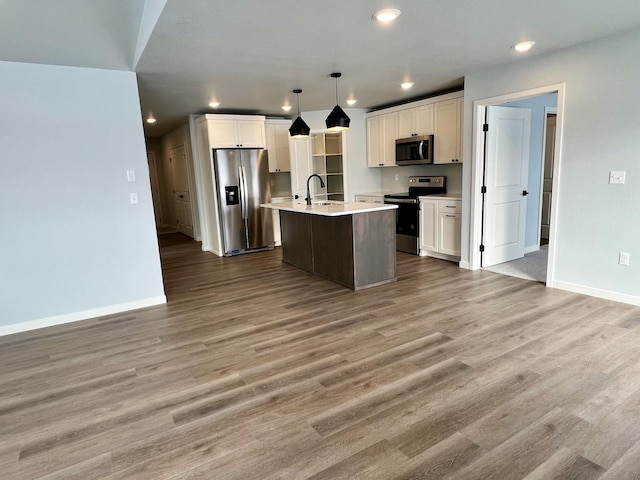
[3,0,640,137]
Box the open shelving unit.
[311,132,344,201]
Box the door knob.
[178,194,184,198]
[521,190,529,196]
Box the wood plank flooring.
[2,232,640,479]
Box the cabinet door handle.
[445,205,456,208]
[446,214,456,217]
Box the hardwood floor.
[2,233,640,479]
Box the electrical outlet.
[130,193,138,204]
[270,179,275,186]
[609,171,626,184]
[619,252,630,266]
[394,174,399,181]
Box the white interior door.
[170,145,194,237]
[483,106,531,267]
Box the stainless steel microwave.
[395,135,434,165]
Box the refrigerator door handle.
[238,165,248,220]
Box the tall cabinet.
[192,114,266,256]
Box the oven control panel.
[408,176,445,186]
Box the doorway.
[169,145,194,238]
[469,84,565,288]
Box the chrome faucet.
[306,174,325,205]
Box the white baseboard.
[552,280,640,307]
[459,260,471,270]
[0,296,167,337]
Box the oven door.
[384,197,420,254]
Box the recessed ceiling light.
[512,41,536,52]
[146,117,156,124]
[346,98,357,106]
[401,81,415,90]
[373,8,401,22]
[282,105,292,111]
[208,101,220,108]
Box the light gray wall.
[301,109,381,199]
[462,29,640,300]
[502,93,558,248]
[0,61,165,329]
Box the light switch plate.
[609,171,626,184]
[127,170,136,182]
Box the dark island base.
[279,209,396,290]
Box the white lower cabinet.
[420,197,461,260]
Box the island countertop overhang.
[261,200,397,217]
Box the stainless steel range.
[384,176,446,254]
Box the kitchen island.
[261,200,397,290]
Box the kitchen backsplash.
[380,164,463,193]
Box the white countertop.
[261,200,397,217]
[356,191,400,197]
[418,193,462,200]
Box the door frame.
[468,83,565,287]
[537,107,557,246]
[146,151,164,226]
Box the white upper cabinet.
[367,112,398,167]
[206,114,266,148]
[415,105,435,136]
[398,104,434,138]
[366,91,462,168]
[397,109,415,139]
[434,95,463,164]
[265,119,291,172]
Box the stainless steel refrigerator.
[213,149,274,255]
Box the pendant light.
[325,72,350,131]
[289,89,310,138]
